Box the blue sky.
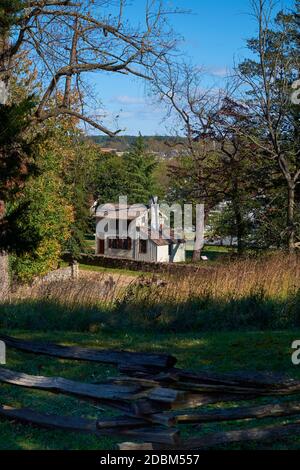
[89,0,295,136]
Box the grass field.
[1,253,300,450]
[186,245,234,263]
[0,328,300,450]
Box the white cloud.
[210,67,230,78]
[118,111,135,119]
[113,95,146,105]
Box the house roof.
[94,203,148,220]
[140,228,186,246]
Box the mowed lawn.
[1,329,300,450]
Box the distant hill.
[88,135,182,154]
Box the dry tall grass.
[10,271,131,306]
[2,254,299,332]
[167,254,300,302]
[8,254,300,306]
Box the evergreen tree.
[93,152,129,205]
[0,97,40,250]
[125,136,159,204]
[0,0,39,250]
[94,136,162,206]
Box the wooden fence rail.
[1,335,300,449]
[0,334,176,370]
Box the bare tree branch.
[0,0,180,136]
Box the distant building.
[99,147,118,154]
[93,198,186,263]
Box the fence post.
[0,252,10,300]
[71,261,79,280]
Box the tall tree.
[237,0,300,251]
[93,136,161,206]
[153,64,263,257]
[8,142,73,282]
[125,135,159,204]
[0,1,178,133]
[152,63,224,260]
[59,128,99,257]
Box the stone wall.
[34,262,79,285]
[62,253,212,276]
[0,253,10,300]
[0,259,80,302]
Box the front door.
[98,239,105,255]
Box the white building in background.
[93,198,186,263]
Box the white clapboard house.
[94,198,186,263]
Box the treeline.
[90,135,179,145]
[89,135,182,154]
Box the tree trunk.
[192,204,205,262]
[233,200,244,256]
[0,251,9,299]
[287,183,295,253]
[0,26,11,299]
[0,201,9,300]
[231,179,245,256]
[0,28,10,86]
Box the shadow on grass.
[1,288,300,333]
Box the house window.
[139,239,147,254]
[108,237,132,250]
[123,238,132,250]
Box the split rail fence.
[0,334,300,450]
